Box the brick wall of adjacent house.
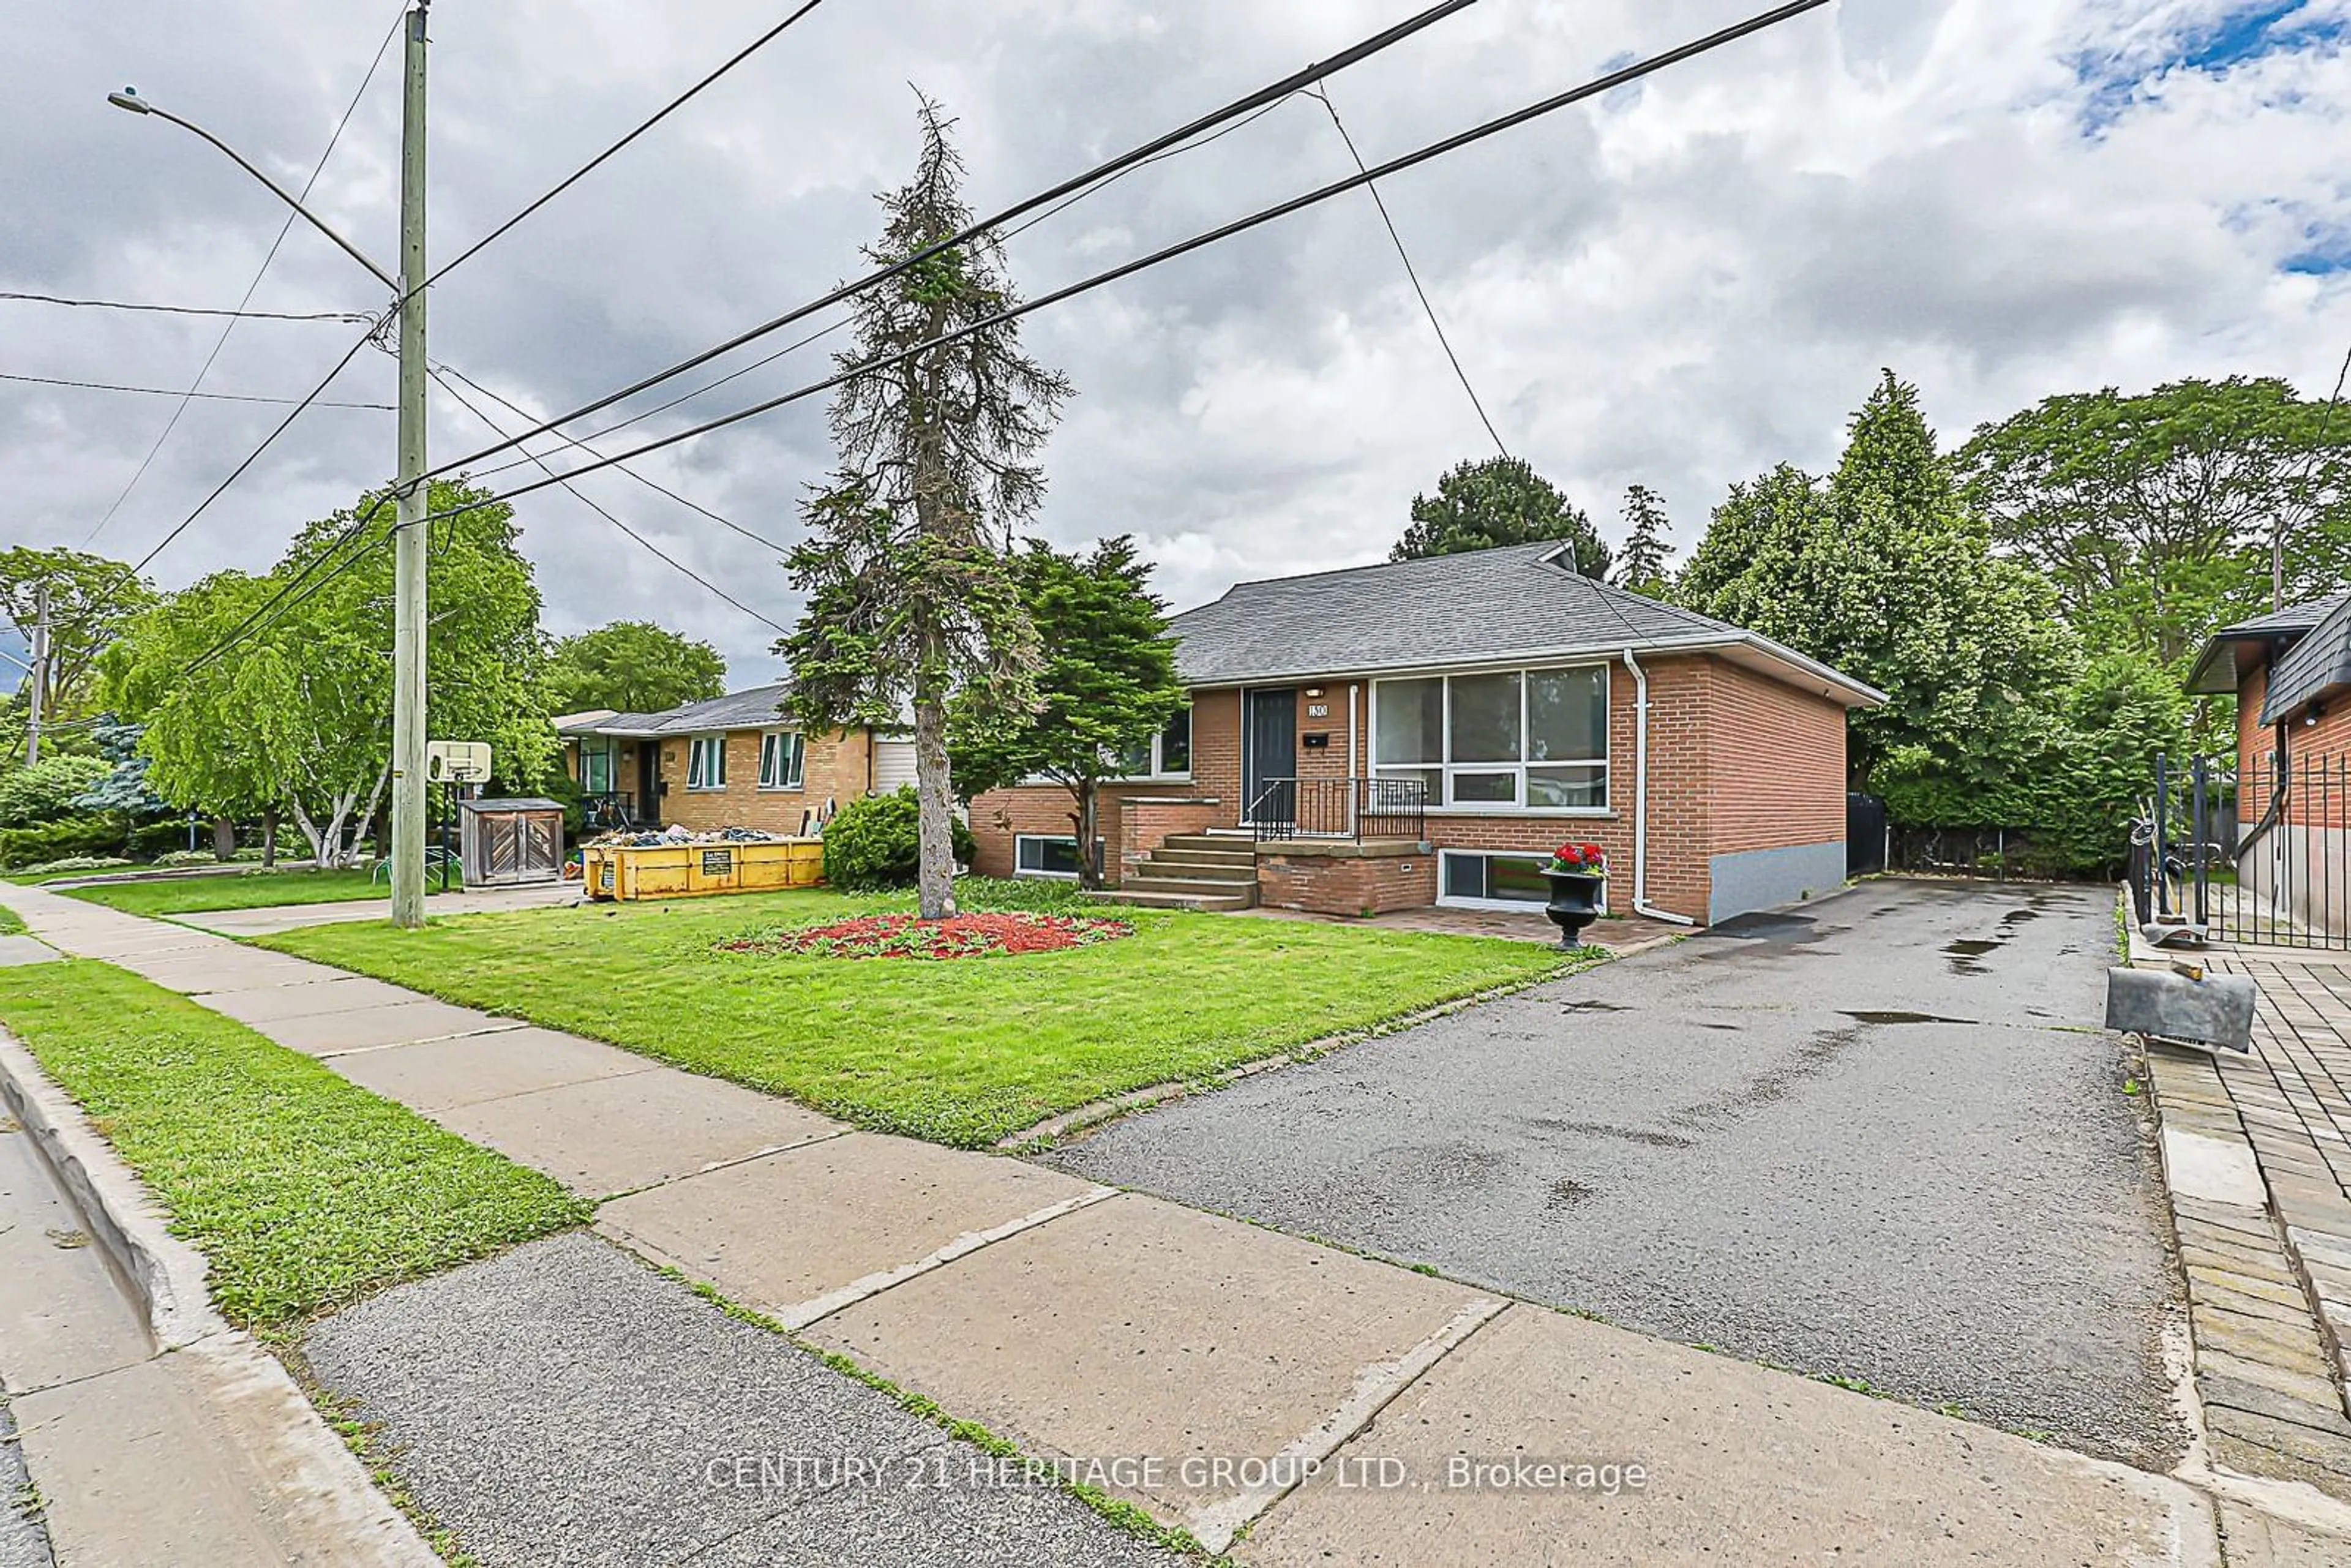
[2237,656,2351,830]
[1704,659,1848,857]
[1258,848,1438,915]
[651,727,869,835]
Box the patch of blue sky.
[2070,1,2344,133]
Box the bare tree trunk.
[261,806,280,871]
[913,678,958,921]
[1074,781,1101,892]
[210,816,236,861]
[343,767,392,869]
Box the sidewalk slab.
[2218,1500,2351,1566]
[598,1133,1099,1321]
[807,1191,1501,1542]
[260,998,520,1057]
[328,1027,654,1114]
[1235,1302,2217,1568]
[111,947,329,995]
[0,937,56,969]
[204,975,428,1027]
[435,1067,847,1198]
[301,1232,1174,1568]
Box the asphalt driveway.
[1045,879,2186,1468]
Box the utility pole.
[24,583,49,767]
[388,0,430,929]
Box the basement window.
[1438,850,1581,912]
[1014,835,1104,880]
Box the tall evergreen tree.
[1613,484,1673,596]
[1390,456,1610,576]
[782,98,1072,920]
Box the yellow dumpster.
[583,838,823,901]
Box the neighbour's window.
[1112,704,1194,779]
[1440,850,1573,909]
[688,735,727,790]
[581,744,613,794]
[759,730,805,790]
[1014,835,1102,879]
[1373,666,1607,811]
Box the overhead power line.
[423,0,1491,480]
[0,370,391,408]
[0,292,376,323]
[424,0,835,289]
[87,1,407,545]
[416,0,1834,522]
[424,367,791,634]
[178,510,395,681]
[1306,84,1508,458]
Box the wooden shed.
[459,797,566,887]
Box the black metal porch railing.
[1249,776,1428,843]
[581,791,643,833]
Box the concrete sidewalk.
[4,880,2334,1564]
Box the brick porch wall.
[1120,798,1224,880]
[1258,846,1437,915]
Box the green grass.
[266,887,1576,1147]
[0,901,21,936]
[0,961,587,1324]
[57,868,447,917]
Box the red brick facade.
[964,649,1854,925]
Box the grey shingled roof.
[555,682,793,738]
[2184,590,2351,694]
[1166,542,1881,700]
[2260,595,2351,725]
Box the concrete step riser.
[1139,859,1256,881]
[1094,892,1257,912]
[1120,879,1259,899]
[1158,835,1256,854]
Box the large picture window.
[1114,705,1193,779]
[1373,666,1607,811]
[687,734,727,791]
[758,730,804,790]
[1441,850,1599,911]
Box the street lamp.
[105,1,434,929]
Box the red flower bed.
[718,911,1133,961]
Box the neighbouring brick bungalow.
[967,542,1884,926]
[2189,591,2351,934]
[555,683,917,836]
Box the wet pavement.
[1045,879,2188,1469]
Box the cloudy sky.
[4,0,2347,685]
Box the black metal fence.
[1250,776,1428,843]
[2138,751,2351,950]
[1847,793,1888,876]
[1883,825,2076,881]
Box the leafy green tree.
[0,546,156,762]
[1956,376,2351,670]
[0,754,111,826]
[1679,371,2082,792]
[105,481,552,868]
[1390,456,1610,576]
[546,620,726,716]
[782,97,1071,920]
[1613,485,1673,596]
[948,537,1185,890]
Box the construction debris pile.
[585,823,796,849]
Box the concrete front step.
[1119,876,1262,902]
[1138,854,1257,882]
[1090,888,1258,912]
[1157,833,1257,857]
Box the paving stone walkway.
[6,883,2336,1564]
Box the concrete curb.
[0,1015,441,1567]
[0,1019,217,1351]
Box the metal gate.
[1847,793,1887,876]
[2142,752,2350,950]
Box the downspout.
[1348,684,1360,837]
[1621,648,1698,928]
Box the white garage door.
[871,739,918,795]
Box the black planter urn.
[1540,870,1605,950]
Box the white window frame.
[686,733,728,792]
[1437,848,1605,913]
[1013,833,1104,880]
[1370,664,1610,816]
[1107,703,1194,782]
[757,729,805,792]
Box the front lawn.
[266,889,1577,1147]
[0,901,21,936]
[58,867,446,918]
[0,961,586,1324]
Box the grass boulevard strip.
[262,885,1581,1147]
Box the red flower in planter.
[1547,842,1608,877]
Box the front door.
[1245,689,1298,824]
[637,745,659,824]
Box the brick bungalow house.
[2188,591,2351,935]
[967,543,1884,926]
[555,683,916,836]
